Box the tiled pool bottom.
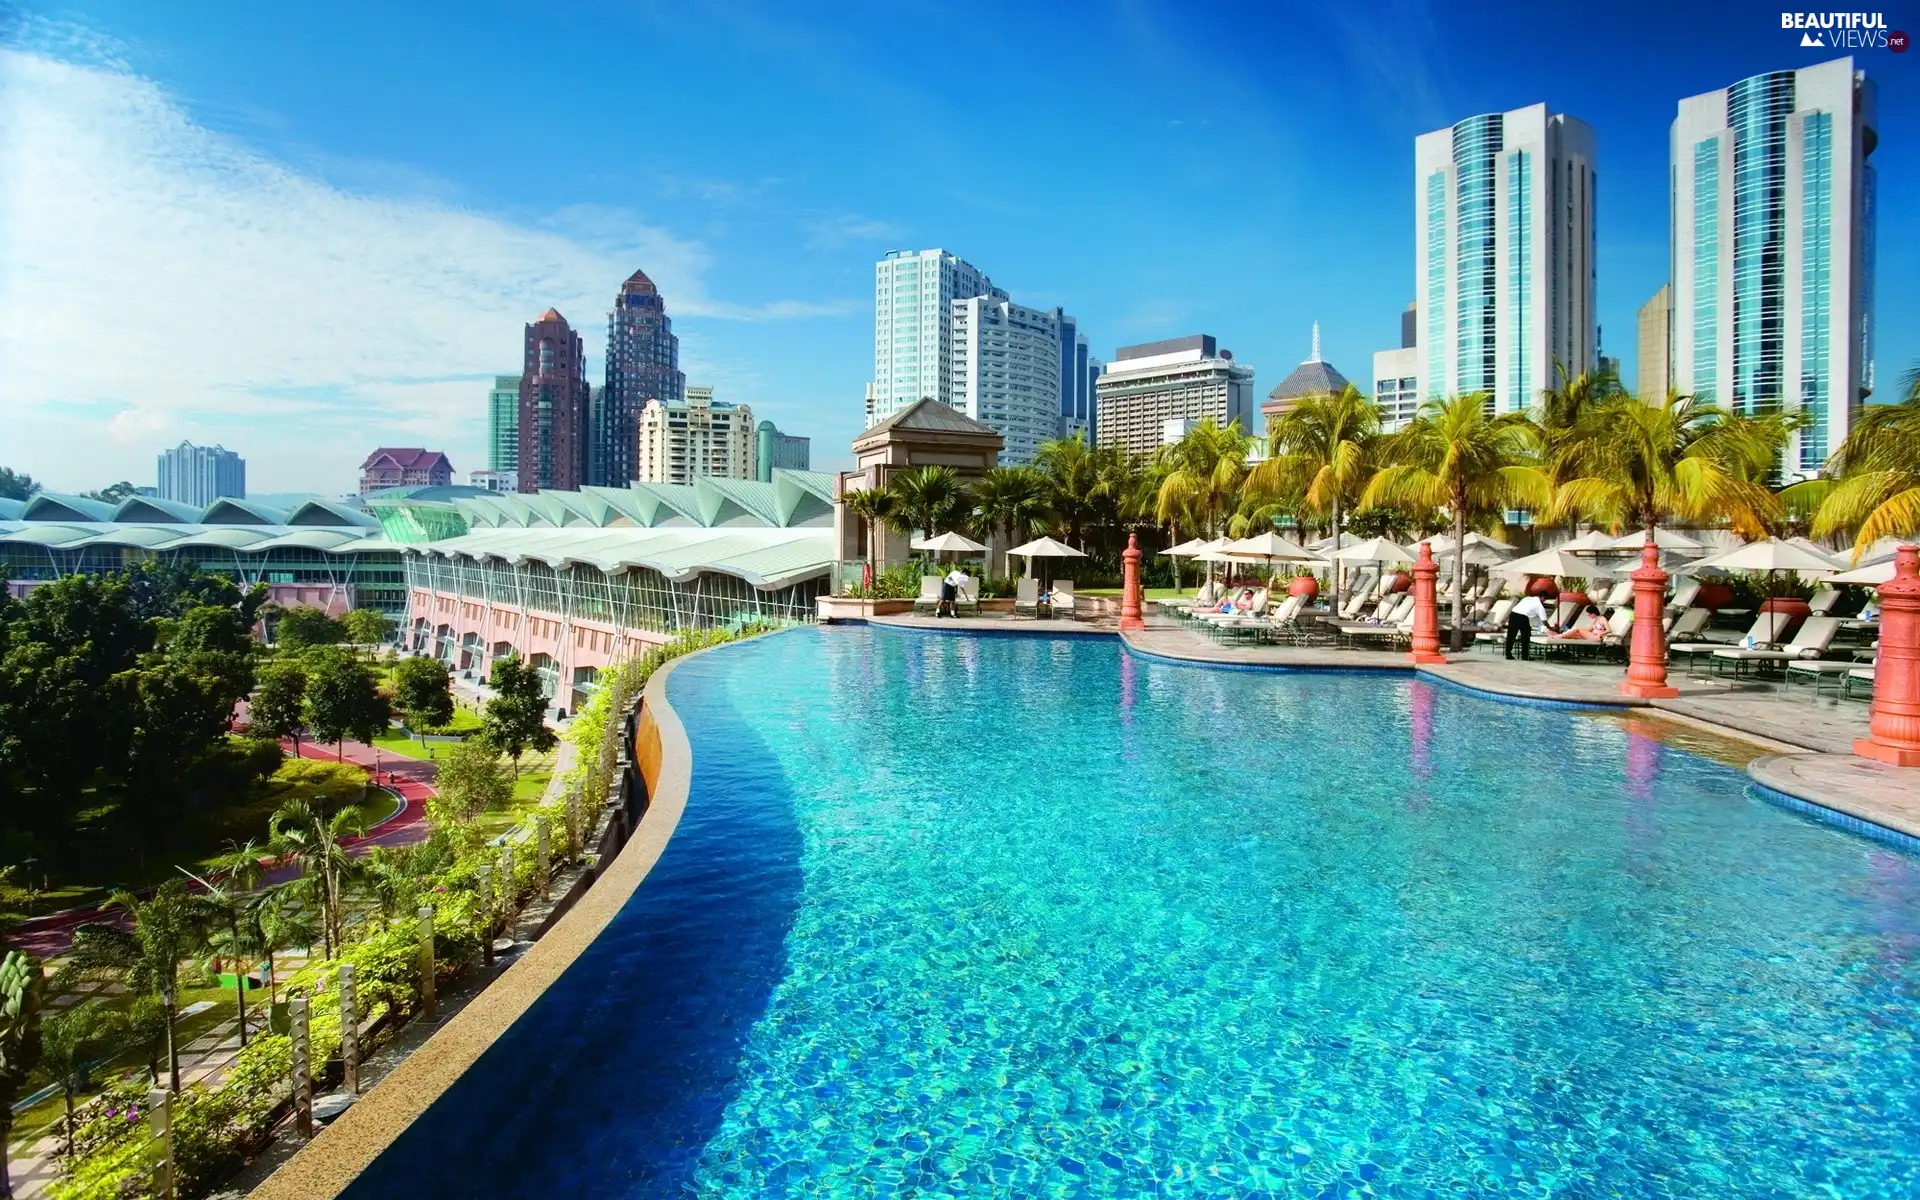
[346,626,1920,1198]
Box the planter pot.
[1758,596,1809,638]
[1526,576,1559,598]
[1287,576,1320,600]
[1386,572,1412,595]
[1694,583,1735,610]
[1558,590,1589,608]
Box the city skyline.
[3,3,1915,492]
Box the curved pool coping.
[252,647,708,1199]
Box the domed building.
[1259,323,1350,432]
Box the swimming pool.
[346,625,1920,1198]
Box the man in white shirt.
[938,567,968,618]
[1506,592,1550,661]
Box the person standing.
[938,566,968,618]
[1506,591,1550,661]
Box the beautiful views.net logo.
[1781,11,1905,50]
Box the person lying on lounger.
[1565,604,1608,640]
[1219,588,1255,615]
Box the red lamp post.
[1408,541,1446,664]
[1855,545,1920,767]
[1119,532,1146,632]
[1619,538,1680,699]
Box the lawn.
[370,705,484,761]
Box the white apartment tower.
[1415,104,1597,412]
[870,249,1004,425]
[949,298,1063,466]
[636,386,755,485]
[1671,57,1877,478]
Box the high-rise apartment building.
[949,297,1066,466]
[1372,303,1422,431]
[636,386,755,484]
[486,374,519,473]
[517,308,590,493]
[1670,57,1876,476]
[596,269,685,486]
[1415,104,1597,412]
[1637,284,1672,401]
[755,421,811,481]
[870,249,1003,425]
[1093,336,1253,459]
[156,441,245,506]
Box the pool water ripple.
[347,626,1920,1199]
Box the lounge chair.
[955,576,980,614]
[1543,609,1633,660]
[1844,665,1876,700]
[1669,612,1790,672]
[1709,615,1841,675]
[913,574,943,613]
[1599,580,1634,610]
[1050,580,1076,618]
[1468,598,1516,642]
[1807,586,1841,616]
[1663,607,1711,641]
[1014,577,1040,615]
[1666,579,1701,614]
[1785,659,1859,693]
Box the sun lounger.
[913,574,943,613]
[1050,580,1076,617]
[1709,616,1840,675]
[1669,612,1790,671]
[1666,579,1701,613]
[956,576,980,613]
[1806,586,1841,616]
[1543,609,1633,660]
[1844,665,1876,699]
[1015,577,1040,615]
[1599,580,1634,610]
[1663,607,1711,641]
[1785,659,1858,692]
[1468,597,1516,640]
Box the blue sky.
[2,0,1915,492]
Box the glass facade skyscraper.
[1413,104,1595,413]
[596,269,684,486]
[487,374,520,474]
[1671,57,1876,477]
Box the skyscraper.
[949,297,1063,466]
[1636,284,1671,402]
[871,249,1003,425]
[755,421,811,481]
[156,441,245,506]
[1094,336,1253,460]
[1415,104,1596,412]
[486,374,520,473]
[636,386,755,484]
[1056,311,1095,443]
[1670,57,1876,477]
[597,269,685,486]
[517,308,590,493]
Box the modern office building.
[1261,324,1352,432]
[517,308,591,493]
[1094,336,1253,459]
[1670,57,1876,476]
[486,375,520,474]
[1371,303,1423,431]
[596,268,685,486]
[636,386,755,485]
[870,249,1003,425]
[949,297,1066,466]
[1415,103,1597,412]
[156,441,245,507]
[755,421,811,481]
[468,469,516,493]
[1637,285,1672,401]
[359,448,454,495]
[1056,311,1098,443]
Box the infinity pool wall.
[345,625,1920,1198]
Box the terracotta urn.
[1526,576,1559,598]
[1694,582,1735,610]
[1558,590,1589,608]
[1386,572,1412,595]
[1759,595,1810,638]
[1287,575,1320,600]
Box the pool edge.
[251,639,717,1199]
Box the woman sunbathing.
[1564,604,1608,640]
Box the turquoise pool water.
[348,626,1920,1198]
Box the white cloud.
[0,41,853,493]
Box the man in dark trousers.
[1506,591,1551,660]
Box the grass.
[368,705,485,761]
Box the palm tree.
[1797,375,1920,559]
[1154,420,1253,540]
[197,840,270,1046]
[0,950,44,1199]
[1363,394,1552,649]
[1554,392,1792,543]
[842,483,898,584]
[971,466,1050,576]
[269,799,365,960]
[40,1003,128,1158]
[889,466,969,543]
[66,881,211,1093]
[1247,385,1379,614]
[1535,364,1624,538]
[1034,433,1107,549]
[251,887,317,1004]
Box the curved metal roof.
[22,493,116,523]
[0,523,101,547]
[112,496,203,523]
[200,498,291,526]
[406,526,832,589]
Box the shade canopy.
[1556,529,1622,553]
[1604,528,1706,552]
[1328,536,1415,564]
[1160,537,1213,557]
[1007,535,1087,559]
[1499,548,1615,579]
[1428,531,1516,553]
[1828,558,1896,586]
[1682,538,1841,576]
[910,531,987,553]
[1221,532,1321,563]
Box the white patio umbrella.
[1329,536,1415,564]
[1222,531,1322,564]
[1160,537,1212,591]
[1556,529,1623,553]
[910,531,987,554]
[1680,538,1840,576]
[1604,528,1706,553]
[1007,535,1087,581]
[1786,537,1849,569]
[1428,531,1516,553]
[1829,558,1896,586]
[1499,547,1616,580]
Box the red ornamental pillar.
[1119,533,1146,632]
[1408,541,1445,664]
[1855,545,1920,767]
[1619,539,1680,699]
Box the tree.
[122,560,267,624]
[67,881,211,1093]
[392,655,454,744]
[250,887,315,1003]
[194,841,270,1047]
[1034,433,1108,549]
[481,655,557,779]
[274,605,345,651]
[842,485,899,582]
[40,1003,128,1158]
[0,949,44,1199]
[84,481,139,504]
[343,608,395,657]
[1796,379,1920,558]
[251,660,310,754]
[161,605,257,719]
[0,468,38,502]
[268,800,365,959]
[1154,420,1254,541]
[432,738,513,827]
[970,467,1050,577]
[1246,385,1379,614]
[122,660,233,862]
[1363,394,1552,650]
[888,465,969,542]
[303,646,389,758]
